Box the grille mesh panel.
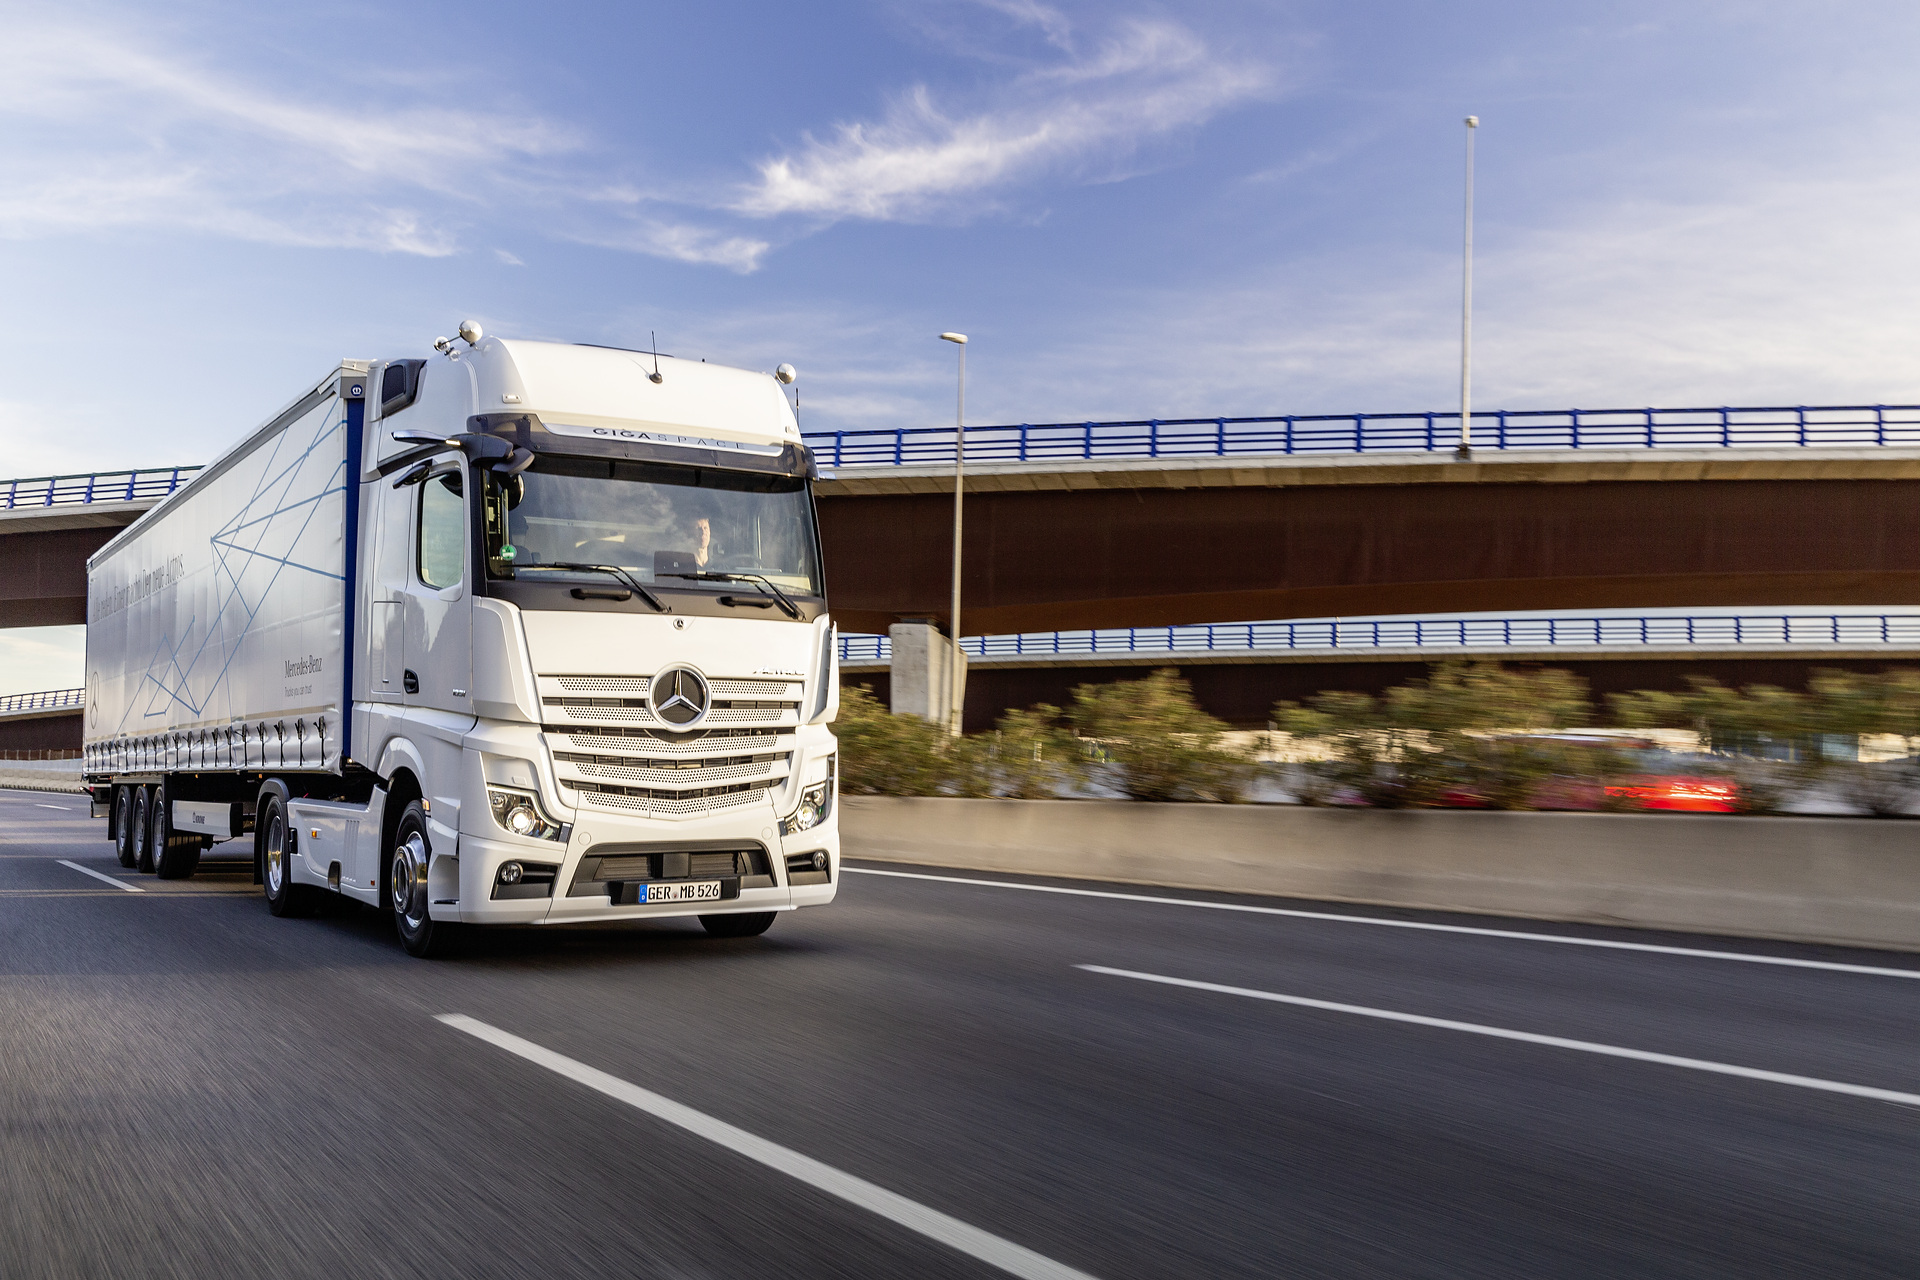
[710,679,798,698]
[556,676,651,693]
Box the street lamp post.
[939,331,968,735]
[1456,115,1479,460]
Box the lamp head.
[938,332,968,345]
[1465,116,1479,128]
[458,320,483,346]
[775,363,797,385]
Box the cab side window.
[418,472,465,590]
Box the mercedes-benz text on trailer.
[83,326,839,955]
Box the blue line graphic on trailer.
[123,403,349,729]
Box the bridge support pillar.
[888,622,968,726]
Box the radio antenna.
[649,331,664,384]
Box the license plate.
[641,880,722,904]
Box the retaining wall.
[841,797,1920,952]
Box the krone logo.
[650,667,710,727]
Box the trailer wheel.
[389,800,457,958]
[260,792,315,918]
[149,779,202,881]
[131,787,154,873]
[698,912,776,938]
[113,786,137,868]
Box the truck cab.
[360,338,840,952]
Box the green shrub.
[983,704,1090,799]
[1070,669,1253,802]
[1276,661,1595,808]
[833,685,963,796]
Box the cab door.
[402,465,476,832]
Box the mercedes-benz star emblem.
[650,668,710,727]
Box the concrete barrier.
[841,797,1920,952]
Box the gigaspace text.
[540,422,785,456]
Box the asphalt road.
[4,788,1919,1280]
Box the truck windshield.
[483,455,822,597]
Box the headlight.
[487,786,567,841]
[780,781,832,835]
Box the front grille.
[551,727,780,751]
[563,777,777,815]
[567,778,776,802]
[539,671,804,816]
[554,751,788,787]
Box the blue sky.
[4,0,1920,687]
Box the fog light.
[812,850,828,871]
[498,861,524,885]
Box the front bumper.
[446,810,839,924]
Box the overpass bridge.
[7,404,1920,633]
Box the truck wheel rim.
[393,832,428,929]
[265,814,285,893]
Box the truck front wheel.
[699,912,776,938]
[260,792,316,918]
[389,801,457,958]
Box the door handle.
[403,669,420,695]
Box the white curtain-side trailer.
[85,331,840,955]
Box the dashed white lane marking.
[1080,965,1920,1110]
[34,804,73,811]
[436,1015,1099,1280]
[55,860,144,893]
[847,866,1920,980]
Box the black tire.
[698,911,776,938]
[260,790,316,918]
[112,786,136,868]
[131,786,155,873]
[389,800,457,958]
[149,779,202,881]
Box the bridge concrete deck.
[8,448,1920,634]
[815,451,1920,635]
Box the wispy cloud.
[735,15,1269,223]
[0,17,578,256]
[564,218,773,275]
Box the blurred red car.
[1604,775,1738,813]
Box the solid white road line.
[847,866,1920,980]
[435,1015,1099,1280]
[56,860,144,893]
[1079,965,1920,1110]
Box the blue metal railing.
[0,688,84,715]
[838,614,1920,664]
[2,468,201,510]
[805,404,1920,468]
[11,402,1920,502]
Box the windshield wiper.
[658,571,801,619]
[526,561,667,613]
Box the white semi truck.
[83,328,840,955]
